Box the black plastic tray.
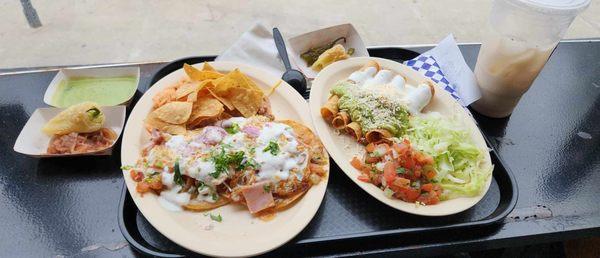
[118,48,518,257]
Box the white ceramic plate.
[309,57,492,216]
[13,105,125,157]
[120,61,329,257]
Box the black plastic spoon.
[273,28,307,96]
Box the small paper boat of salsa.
[13,106,125,157]
[43,66,140,108]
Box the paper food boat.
[13,106,126,157]
[43,66,140,107]
[288,23,369,79]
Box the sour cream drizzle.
[152,117,308,211]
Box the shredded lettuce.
[407,113,492,200]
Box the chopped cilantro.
[239,158,259,170]
[229,151,245,168]
[211,193,218,201]
[120,165,132,170]
[196,180,206,190]
[396,167,405,175]
[211,148,229,178]
[263,184,271,193]
[209,171,221,179]
[173,160,184,186]
[263,140,280,155]
[225,123,240,134]
[210,213,222,222]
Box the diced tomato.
[417,192,440,205]
[357,175,370,182]
[149,180,163,190]
[371,174,382,186]
[383,162,397,185]
[365,143,376,152]
[350,157,363,170]
[424,170,437,180]
[396,186,420,203]
[393,177,411,188]
[389,177,411,192]
[404,157,415,170]
[364,154,380,164]
[136,182,151,194]
[414,152,434,165]
[360,166,372,176]
[432,184,443,196]
[393,142,409,157]
[130,170,144,182]
[413,167,422,178]
[421,183,433,192]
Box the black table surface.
[1,41,599,257]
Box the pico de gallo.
[351,138,442,205]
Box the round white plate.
[309,57,492,216]
[121,61,329,257]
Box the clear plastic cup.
[471,0,590,118]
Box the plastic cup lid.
[505,0,591,15]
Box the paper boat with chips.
[288,23,369,79]
[13,105,125,157]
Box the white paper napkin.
[419,35,481,106]
[216,23,286,77]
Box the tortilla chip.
[218,112,232,120]
[279,120,322,147]
[152,86,177,108]
[184,197,230,211]
[206,80,235,110]
[153,101,193,124]
[229,69,265,95]
[188,116,219,129]
[162,124,187,135]
[184,63,223,81]
[240,73,263,94]
[274,188,309,211]
[175,81,204,100]
[145,111,169,130]
[228,87,263,117]
[202,62,216,72]
[190,96,224,121]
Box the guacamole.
[331,81,409,136]
[51,76,137,107]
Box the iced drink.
[472,0,590,118]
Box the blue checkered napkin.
[404,55,462,103]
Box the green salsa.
[331,81,409,136]
[51,76,137,107]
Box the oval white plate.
[309,57,492,216]
[121,61,329,257]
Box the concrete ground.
[1,0,599,69]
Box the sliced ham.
[241,181,275,214]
